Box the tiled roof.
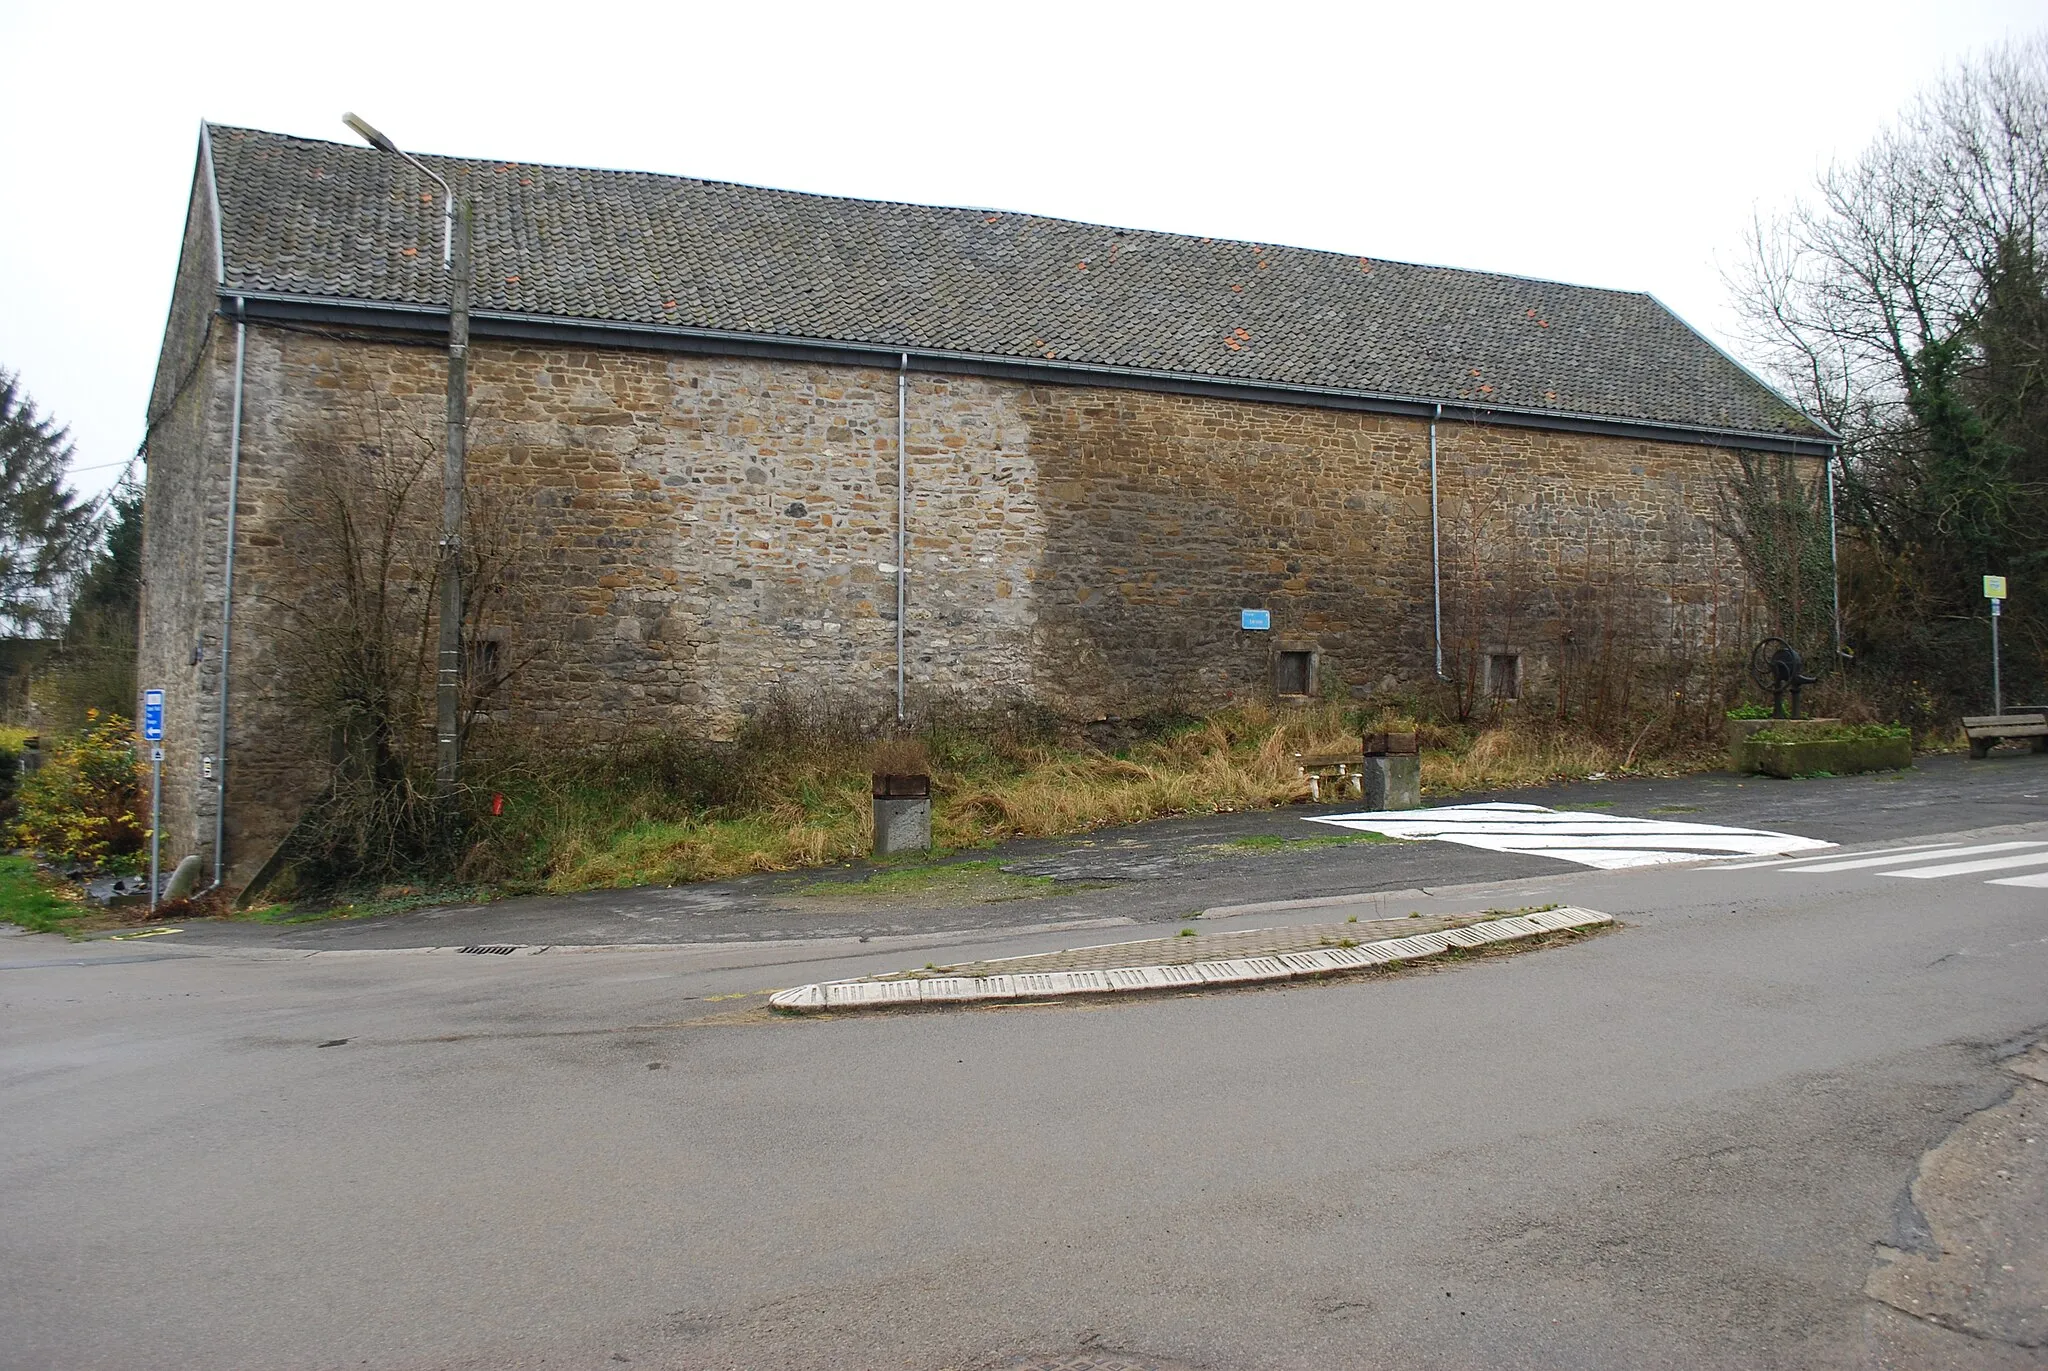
[204,124,1825,442]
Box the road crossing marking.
[1988,870,2048,888]
[1308,802,1830,870]
[1728,838,2048,888]
[1884,850,2048,880]
[1786,842,2044,873]
[1712,842,1963,871]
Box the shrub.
[0,725,26,826]
[13,710,146,871]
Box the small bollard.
[1362,731,1421,810]
[872,773,932,856]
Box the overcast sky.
[2,0,2041,502]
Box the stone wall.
[136,165,232,873]
[147,325,1764,883]
[1026,387,1746,716]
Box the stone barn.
[140,123,1834,888]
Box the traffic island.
[768,906,1613,1012]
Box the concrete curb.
[768,906,1612,1013]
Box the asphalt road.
[4,757,2047,1370]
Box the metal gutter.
[224,291,1841,459]
[896,354,908,724]
[1430,404,1445,680]
[212,300,248,888]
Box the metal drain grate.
[457,945,519,955]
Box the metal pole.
[148,752,162,914]
[212,309,247,887]
[1825,448,1843,657]
[1991,599,2003,717]
[896,353,907,724]
[434,200,472,804]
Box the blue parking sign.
[143,689,164,742]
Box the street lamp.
[345,112,471,810]
[343,112,453,268]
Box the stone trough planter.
[1726,716,1839,773]
[1751,734,1913,779]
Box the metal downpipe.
[212,306,247,887]
[896,353,908,724]
[1430,403,1445,679]
[1826,445,1844,658]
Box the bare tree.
[1729,37,2048,696]
[262,380,544,884]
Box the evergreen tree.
[33,475,142,725]
[0,371,94,638]
[71,479,142,622]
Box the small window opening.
[467,638,503,686]
[1274,650,1314,697]
[1488,653,1521,700]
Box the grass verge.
[0,856,90,937]
[1207,832,1399,852]
[238,885,487,925]
[792,859,1055,904]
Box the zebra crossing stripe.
[1308,802,1830,870]
[1781,841,2043,873]
[1884,850,2048,879]
[1988,870,2048,888]
[1712,842,1963,871]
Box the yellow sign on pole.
[1984,575,2008,600]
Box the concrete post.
[872,774,932,856]
[1362,754,1420,810]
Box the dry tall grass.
[1421,727,1630,793]
[464,698,1681,896]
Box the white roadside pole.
[143,689,164,914]
[1985,576,2007,717]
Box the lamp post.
[344,113,470,808]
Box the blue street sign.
[143,689,165,742]
[1240,608,1272,631]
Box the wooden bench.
[1963,713,2048,759]
[1296,732,1421,801]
